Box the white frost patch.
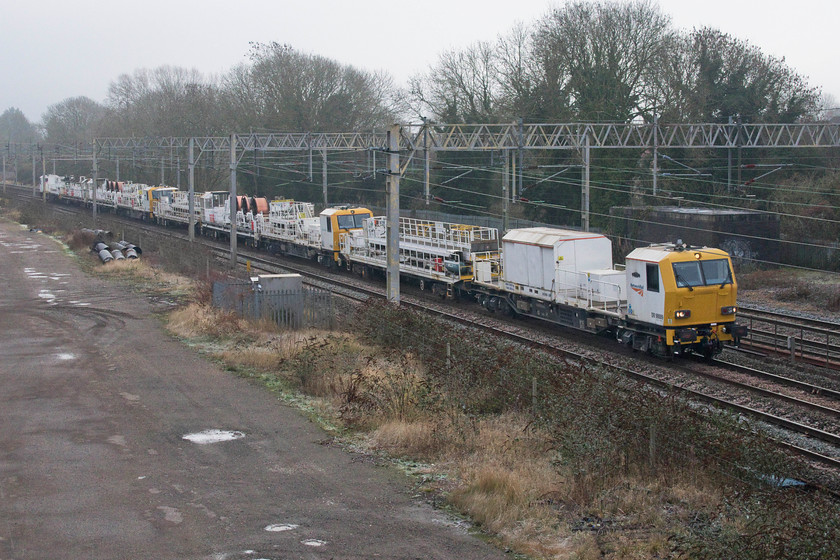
[107,435,127,447]
[157,506,183,524]
[56,353,75,360]
[38,290,56,303]
[301,539,327,547]
[264,523,298,532]
[182,429,245,444]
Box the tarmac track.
[0,220,508,560]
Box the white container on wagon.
[500,227,625,307]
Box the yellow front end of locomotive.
[660,248,740,345]
[319,206,373,261]
[625,244,745,353]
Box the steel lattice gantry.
[90,121,840,154]
[400,122,840,150]
[12,121,840,178]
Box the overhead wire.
[76,142,840,274]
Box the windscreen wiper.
[675,272,693,291]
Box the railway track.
[7,183,840,475]
[738,305,840,368]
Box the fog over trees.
[3,0,835,236]
[1,0,821,149]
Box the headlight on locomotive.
[675,309,691,319]
[720,306,737,315]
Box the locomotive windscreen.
[673,259,732,288]
[337,213,371,229]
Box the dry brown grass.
[364,410,731,559]
[167,302,248,339]
[0,207,23,222]
[450,417,573,558]
[369,420,441,459]
[367,413,592,558]
[96,258,192,291]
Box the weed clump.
[65,229,97,251]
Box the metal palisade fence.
[212,280,334,330]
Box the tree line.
[1,0,837,243]
[3,1,830,149]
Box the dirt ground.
[0,218,509,559]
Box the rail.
[739,308,840,368]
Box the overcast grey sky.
[2,0,837,123]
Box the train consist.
[38,174,747,358]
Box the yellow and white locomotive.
[621,241,745,358]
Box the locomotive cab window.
[646,263,659,292]
[673,259,732,288]
[701,259,731,285]
[337,212,371,229]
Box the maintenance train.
[37,174,747,358]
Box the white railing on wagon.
[555,269,625,315]
[358,216,498,252]
[397,216,498,252]
[340,226,471,282]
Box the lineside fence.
[212,280,334,330]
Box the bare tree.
[409,41,502,123]
[227,42,398,132]
[0,107,40,144]
[42,96,105,147]
[532,0,672,121]
[494,23,543,120]
[104,66,224,137]
[815,93,840,122]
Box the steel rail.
[714,358,840,402]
